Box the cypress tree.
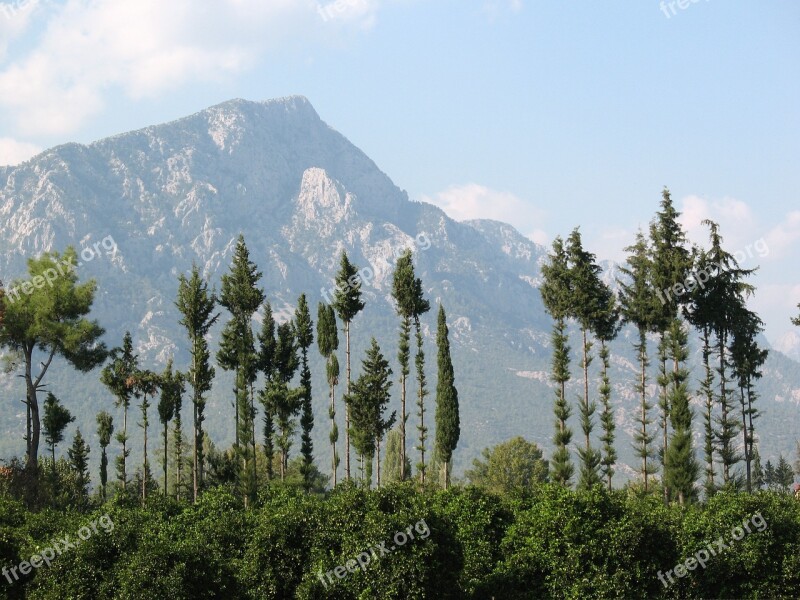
[412,265,431,484]
[730,305,768,492]
[219,235,264,506]
[435,304,460,490]
[700,220,755,487]
[618,231,659,491]
[176,264,219,502]
[332,251,365,480]
[566,228,604,490]
[346,338,395,488]
[317,302,340,486]
[42,393,74,486]
[101,331,139,492]
[295,294,315,492]
[258,302,277,480]
[96,411,113,501]
[136,370,159,503]
[158,360,184,497]
[664,319,699,504]
[593,289,620,490]
[649,187,692,503]
[685,246,718,496]
[391,249,415,481]
[267,322,301,481]
[540,236,574,486]
[67,429,90,505]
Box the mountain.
[775,331,800,364]
[1,96,799,483]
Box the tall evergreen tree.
[663,319,699,504]
[685,245,718,496]
[540,236,574,486]
[752,446,764,489]
[332,251,365,480]
[101,332,139,492]
[412,266,431,484]
[295,294,315,492]
[729,305,768,492]
[67,429,90,504]
[317,302,340,486]
[434,304,460,490]
[42,392,74,485]
[593,290,620,490]
[258,302,277,480]
[158,360,184,497]
[566,228,604,490]
[96,411,113,500]
[176,264,219,502]
[266,322,301,481]
[391,249,415,481]
[0,248,107,483]
[136,370,159,503]
[346,338,396,488]
[618,231,659,491]
[218,235,264,506]
[700,220,755,486]
[649,187,692,503]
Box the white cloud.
[483,0,523,18]
[0,137,40,165]
[421,182,547,244]
[678,194,756,250]
[764,210,800,260]
[0,0,380,136]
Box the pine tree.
[346,338,395,488]
[663,319,699,504]
[176,264,219,502]
[295,294,315,492]
[258,302,277,480]
[730,306,768,492]
[540,236,574,486]
[68,429,90,504]
[317,302,340,486]
[96,411,113,501]
[391,250,415,481]
[158,360,183,497]
[649,188,692,503]
[218,235,264,506]
[42,392,74,486]
[332,251,365,481]
[618,231,659,491]
[0,248,107,484]
[101,332,139,492]
[566,228,605,490]
[434,304,460,490]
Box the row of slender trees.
[0,237,461,505]
[540,188,783,503]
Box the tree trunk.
[640,331,648,493]
[164,424,169,497]
[376,437,381,488]
[400,370,406,481]
[345,321,351,480]
[330,380,337,487]
[582,329,590,452]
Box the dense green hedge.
[2,484,799,599]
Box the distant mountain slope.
[1,97,798,483]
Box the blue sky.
[0,0,798,344]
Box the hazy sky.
[0,0,798,344]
